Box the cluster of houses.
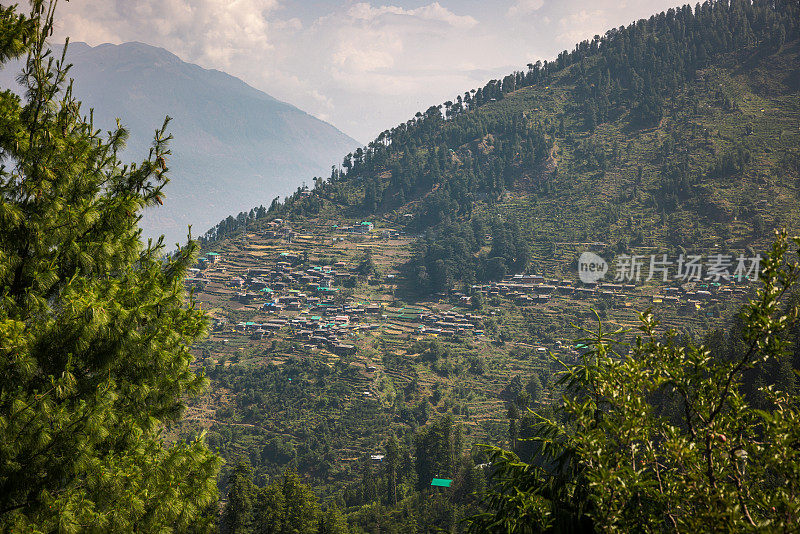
[189,236,750,371]
[338,221,374,234]
[189,217,407,308]
[227,310,380,356]
[417,310,485,337]
[189,216,755,379]
[472,273,751,310]
[258,219,383,242]
[185,252,224,290]
[230,260,357,306]
[214,296,387,355]
[197,245,362,303]
[189,247,395,354]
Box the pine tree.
[253,481,285,534]
[414,416,457,492]
[384,434,399,506]
[0,1,221,531]
[220,461,257,534]
[282,471,319,533]
[317,505,349,534]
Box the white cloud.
[280,2,516,136]
[52,0,683,142]
[507,0,545,17]
[347,2,477,29]
[322,1,479,76]
[53,1,501,142]
[557,9,606,43]
[55,0,287,73]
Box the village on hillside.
[182,216,760,452]
[192,219,755,343]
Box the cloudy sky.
[54,0,682,143]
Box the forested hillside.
[190,1,800,532]
[223,0,800,295]
[5,0,800,532]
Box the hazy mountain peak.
[0,40,358,243]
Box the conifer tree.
[0,1,221,531]
[384,434,400,506]
[317,505,349,534]
[282,470,320,533]
[253,482,285,534]
[220,461,256,534]
[251,470,320,534]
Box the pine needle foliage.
[469,230,800,532]
[0,2,221,531]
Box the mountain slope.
[183,1,800,529]
[0,41,359,244]
[264,0,800,294]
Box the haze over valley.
[0,41,359,244]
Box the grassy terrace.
[175,212,760,493]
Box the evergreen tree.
[253,482,285,534]
[385,434,400,506]
[414,416,457,492]
[0,2,221,530]
[282,471,319,534]
[317,505,349,534]
[356,249,378,278]
[220,461,257,534]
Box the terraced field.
[171,212,763,496]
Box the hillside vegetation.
[190,1,800,532]
[6,0,800,532]
[214,0,800,295]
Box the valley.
[4,1,800,531]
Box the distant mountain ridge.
[0,41,359,244]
